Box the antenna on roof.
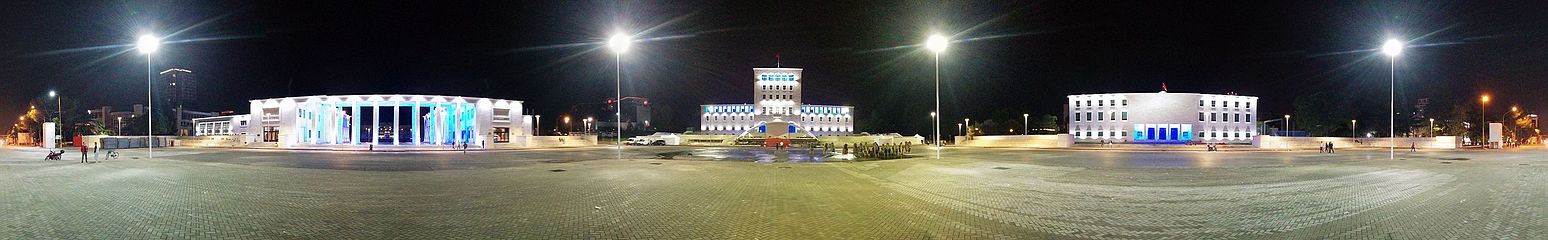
[775,53,781,68]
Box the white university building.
[700,67,854,138]
[1068,92,1258,144]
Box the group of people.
[1319,141,1336,153]
[44,143,108,163]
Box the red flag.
[1162,82,1169,92]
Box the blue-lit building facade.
[1068,92,1258,144]
[224,95,531,148]
[700,67,855,137]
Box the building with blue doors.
[1068,92,1258,144]
[191,94,534,149]
[700,67,855,137]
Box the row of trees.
[1291,91,1538,143]
[10,95,175,144]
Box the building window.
[1087,100,1092,107]
[1086,112,1092,121]
[1075,101,1080,107]
[1211,113,1217,121]
[1199,112,1205,121]
[1211,101,1216,107]
[492,127,510,143]
[1235,102,1240,108]
[1199,100,1205,106]
[1110,100,1115,106]
[1098,100,1104,106]
[1234,114,1241,122]
[1122,100,1128,106]
[1247,102,1252,108]
[1098,112,1104,121]
[1122,112,1128,120]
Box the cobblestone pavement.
[0,145,1544,239]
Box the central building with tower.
[699,67,855,140]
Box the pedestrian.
[1328,142,1335,153]
[1410,142,1417,152]
[79,144,88,163]
[93,142,100,163]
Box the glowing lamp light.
[607,34,630,54]
[48,91,56,97]
[1380,39,1403,57]
[926,35,948,53]
[136,34,161,54]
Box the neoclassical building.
[194,94,533,149]
[700,67,855,138]
[1068,92,1258,143]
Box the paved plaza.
[1,145,1545,239]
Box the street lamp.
[928,111,936,145]
[1023,113,1029,136]
[117,117,123,135]
[1481,94,1490,146]
[608,33,630,158]
[137,34,161,158]
[1351,120,1357,138]
[1381,39,1402,159]
[563,116,571,134]
[534,115,541,136]
[963,118,970,136]
[1428,118,1435,138]
[1284,114,1291,136]
[926,34,948,152]
[49,90,60,146]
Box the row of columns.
[297,101,474,146]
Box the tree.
[1032,114,1058,134]
[1292,92,1352,136]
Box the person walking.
[92,142,100,163]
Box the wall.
[955,134,1074,148]
[80,135,174,149]
[174,135,243,147]
[509,135,598,148]
[1252,136,1459,150]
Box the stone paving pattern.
[0,146,1545,239]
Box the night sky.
[4,1,1546,135]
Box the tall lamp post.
[137,34,160,158]
[926,35,948,156]
[1351,120,1357,138]
[117,117,124,135]
[1023,113,1029,135]
[49,91,60,145]
[1381,39,1403,159]
[1284,115,1291,136]
[608,33,629,158]
[1480,95,1490,146]
[1428,118,1435,138]
[929,111,937,148]
[534,115,541,136]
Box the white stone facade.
[700,68,855,136]
[1068,92,1258,143]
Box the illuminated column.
[351,103,360,144]
[453,103,463,145]
[392,102,400,145]
[372,103,380,145]
[412,101,420,145]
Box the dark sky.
[4,0,1546,135]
